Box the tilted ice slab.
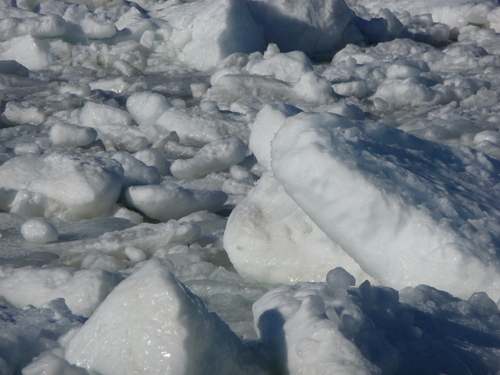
[271,112,500,300]
[0,151,123,221]
[224,172,375,285]
[65,257,266,375]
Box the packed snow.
[2,0,500,373]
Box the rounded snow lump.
[21,218,59,243]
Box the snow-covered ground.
[2,0,500,373]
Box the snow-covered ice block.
[112,151,161,187]
[59,220,200,260]
[0,266,121,317]
[246,46,314,83]
[126,91,172,127]
[124,183,227,222]
[170,137,247,179]
[79,102,149,152]
[80,250,127,272]
[207,71,335,109]
[155,107,250,145]
[79,102,132,128]
[246,0,355,56]
[133,148,170,176]
[14,142,42,156]
[224,172,374,285]
[0,152,123,220]
[157,0,264,71]
[271,112,500,300]
[63,5,116,39]
[65,258,265,374]
[49,122,97,148]
[249,104,301,170]
[0,14,66,41]
[2,102,46,126]
[0,36,51,71]
[253,280,376,374]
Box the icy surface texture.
[271,112,500,300]
[65,257,266,375]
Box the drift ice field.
[3,0,500,373]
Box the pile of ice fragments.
[1,0,500,373]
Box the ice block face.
[271,112,500,300]
[224,171,375,285]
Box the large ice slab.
[0,152,123,221]
[224,172,375,284]
[271,112,500,300]
[65,257,265,375]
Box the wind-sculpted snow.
[271,112,500,300]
